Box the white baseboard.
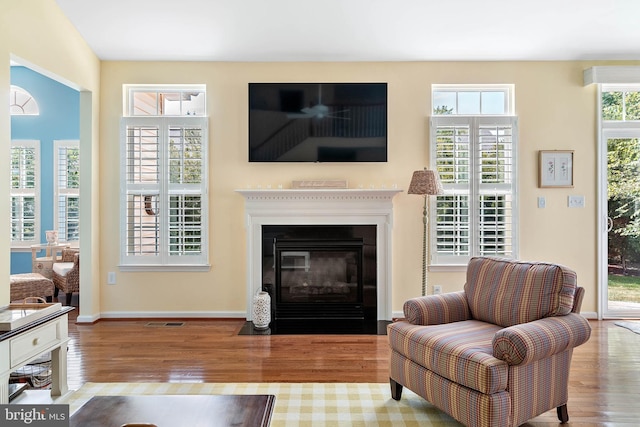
[580,311,598,319]
[95,311,247,320]
[79,310,597,324]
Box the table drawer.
[10,321,59,367]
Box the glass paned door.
[606,136,640,315]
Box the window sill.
[11,246,35,253]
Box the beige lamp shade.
[408,168,443,196]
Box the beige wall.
[99,60,616,318]
[0,0,100,311]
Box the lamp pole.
[421,195,428,296]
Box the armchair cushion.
[53,262,74,276]
[464,257,577,327]
[388,320,508,394]
[403,291,471,325]
[492,313,592,365]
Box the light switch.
[568,195,585,208]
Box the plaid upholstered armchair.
[52,248,80,306]
[387,257,592,427]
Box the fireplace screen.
[274,238,364,319]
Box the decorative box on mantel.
[235,188,402,322]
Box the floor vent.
[144,322,185,327]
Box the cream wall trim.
[584,66,640,85]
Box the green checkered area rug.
[64,382,462,426]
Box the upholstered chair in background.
[52,248,80,306]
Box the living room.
[4,2,629,320]
[2,0,640,425]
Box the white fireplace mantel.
[236,188,402,321]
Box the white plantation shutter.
[54,141,80,243]
[121,117,208,268]
[431,116,518,265]
[11,140,39,247]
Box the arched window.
[10,85,40,115]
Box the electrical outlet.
[433,285,442,295]
[537,196,546,209]
[107,272,116,285]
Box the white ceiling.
[55,0,640,62]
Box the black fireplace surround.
[260,225,378,332]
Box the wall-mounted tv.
[249,83,387,162]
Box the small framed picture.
[539,150,574,188]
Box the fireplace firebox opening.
[274,238,364,319]
[262,225,377,324]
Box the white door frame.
[599,123,640,319]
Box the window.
[11,140,40,247]
[432,84,513,116]
[54,140,80,243]
[10,85,39,116]
[430,85,518,266]
[601,85,640,121]
[126,85,206,117]
[121,85,208,269]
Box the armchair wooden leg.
[390,378,403,401]
[557,404,569,423]
[65,292,73,306]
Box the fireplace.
[236,188,401,327]
[275,238,364,319]
[263,225,377,321]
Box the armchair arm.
[403,291,471,325]
[492,313,591,365]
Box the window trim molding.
[596,81,640,319]
[584,66,640,85]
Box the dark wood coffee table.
[70,394,275,426]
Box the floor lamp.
[408,168,443,296]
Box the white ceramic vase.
[45,230,58,245]
[252,291,271,330]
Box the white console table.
[0,306,73,403]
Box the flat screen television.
[248,83,387,162]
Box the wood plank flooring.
[63,303,640,426]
